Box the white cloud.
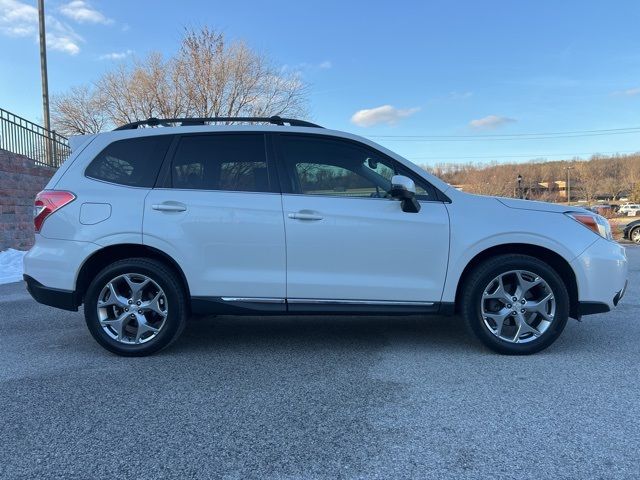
[48,32,80,54]
[318,60,332,69]
[0,0,83,55]
[99,49,133,60]
[59,0,112,24]
[469,114,516,130]
[0,0,38,36]
[612,87,640,97]
[351,105,420,127]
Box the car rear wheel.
[631,226,640,244]
[461,254,569,355]
[84,258,187,356]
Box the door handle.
[152,203,187,212]
[288,211,323,221]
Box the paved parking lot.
[1,248,639,480]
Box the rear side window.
[170,134,270,192]
[85,135,172,187]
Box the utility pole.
[38,0,52,164]
[565,166,573,204]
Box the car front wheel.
[84,258,188,356]
[630,226,640,244]
[461,254,569,355]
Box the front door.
[274,134,450,305]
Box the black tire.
[630,226,640,244]
[84,258,188,356]
[461,254,569,355]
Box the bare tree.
[52,27,308,136]
[50,85,109,134]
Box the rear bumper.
[24,274,79,311]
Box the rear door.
[143,133,287,306]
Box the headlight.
[565,212,612,240]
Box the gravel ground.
[1,248,639,479]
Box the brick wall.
[0,149,56,250]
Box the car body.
[24,117,628,355]
[623,219,640,243]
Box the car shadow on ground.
[171,313,481,355]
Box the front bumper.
[24,274,79,311]
[571,238,628,315]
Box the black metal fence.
[0,108,70,168]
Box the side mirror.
[390,175,420,213]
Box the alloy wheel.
[96,273,168,344]
[480,270,556,344]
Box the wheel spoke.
[98,282,129,309]
[513,313,541,341]
[484,310,510,336]
[139,292,167,317]
[124,275,150,301]
[100,312,130,341]
[525,293,554,320]
[483,276,512,304]
[134,315,159,343]
[515,271,542,298]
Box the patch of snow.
[0,249,26,285]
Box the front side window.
[170,134,270,192]
[85,135,172,187]
[278,135,436,200]
[279,136,396,198]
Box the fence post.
[52,130,58,166]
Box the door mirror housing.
[390,175,420,213]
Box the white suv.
[618,203,640,216]
[24,117,628,356]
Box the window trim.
[270,132,446,202]
[155,132,280,194]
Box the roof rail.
[113,116,323,131]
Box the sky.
[1,0,640,166]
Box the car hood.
[496,197,573,214]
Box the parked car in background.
[623,219,640,243]
[23,116,628,357]
[618,203,640,216]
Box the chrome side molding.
[220,297,435,306]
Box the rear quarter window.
[85,135,172,188]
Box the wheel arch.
[75,243,191,305]
[453,243,579,319]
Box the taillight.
[34,191,76,233]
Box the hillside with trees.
[423,153,640,203]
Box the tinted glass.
[171,134,269,192]
[279,135,437,200]
[85,135,172,187]
[279,136,396,198]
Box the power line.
[409,149,640,161]
[366,126,640,142]
[368,131,640,142]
